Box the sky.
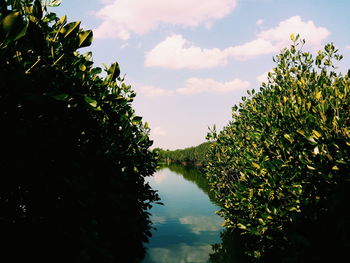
[53,0,350,150]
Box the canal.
[142,164,223,263]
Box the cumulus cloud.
[133,77,250,98]
[136,83,174,97]
[145,16,331,69]
[258,16,330,50]
[145,35,228,69]
[94,0,237,39]
[225,38,276,60]
[176,77,250,95]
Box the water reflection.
[164,164,218,205]
[179,216,223,235]
[209,229,249,263]
[143,164,223,263]
[147,244,212,263]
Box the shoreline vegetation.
[206,37,350,262]
[0,1,159,262]
[154,141,211,168]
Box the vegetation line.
[155,141,211,167]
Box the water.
[142,164,223,263]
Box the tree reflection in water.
[151,164,247,263]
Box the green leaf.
[78,30,93,48]
[258,218,265,225]
[307,165,316,170]
[133,116,142,122]
[252,162,260,169]
[312,130,322,138]
[56,15,67,26]
[284,134,294,143]
[33,0,43,19]
[84,96,97,107]
[79,64,86,71]
[49,93,69,101]
[306,136,317,145]
[107,62,120,82]
[49,0,62,7]
[237,223,247,230]
[60,21,81,39]
[290,33,295,41]
[1,11,28,41]
[91,67,102,75]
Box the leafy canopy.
[0,1,159,262]
[206,35,350,261]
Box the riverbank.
[155,142,211,168]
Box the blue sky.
[53,0,350,150]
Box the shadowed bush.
[0,1,159,262]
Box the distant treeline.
[155,142,211,166]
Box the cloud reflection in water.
[147,243,212,263]
[179,215,223,235]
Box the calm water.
[142,164,223,263]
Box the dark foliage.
[0,1,159,262]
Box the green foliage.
[156,142,211,166]
[0,1,159,262]
[206,37,350,261]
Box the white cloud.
[145,35,228,69]
[148,244,212,263]
[136,83,174,97]
[134,77,249,98]
[94,0,237,39]
[150,169,169,184]
[346,45,350,50]
[145,16,330,69]
[176,77,250,95]
[147,169,169,185]
[225,38,276,60]
[258,16,330,50]
[150,215,166,225]
[179,216,223,234]
[256,19,264,26]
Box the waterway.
[142,164,224,263]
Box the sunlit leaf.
[60,21,80,39]
[49,0,62,7]
[78,30,93,48]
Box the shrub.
[0,1,159,262]
[156,142,211,165]
[206,36,350,261]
